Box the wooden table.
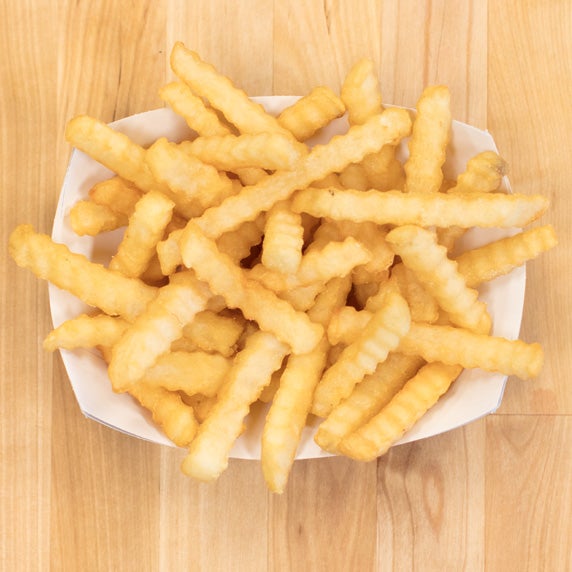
[2,1,570,570]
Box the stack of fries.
[9,43,557,493]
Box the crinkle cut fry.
[386,225,491,333]
[182,330,289,482]
[339,362,462,461]
[398,323,544,380]
[311,292,411,418]
[108,280,208,392]
[314,353,425,454]
[262,276,352,493]
[194,108,412,238]
[9,225,157,321]
[179,221,324,355]
[291,188,549,229]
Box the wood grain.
[1,1,570,570]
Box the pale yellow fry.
[383,264,439,323]
[262,276,351,493]
[159,81,231,137]
[89,176,144,215]
[180,133,305,171]
[109,191,175,278]
[146,137,234,217]
[333,220,394,284]
[398,322,544,379]
[451,150,507,194]
[361,144,405,192]
[314,353,424,453]
[183,394,217,424]
[261,200,304,275]
[182,330,289,481]
[339,163,370,191]
[195,107,412,238]
[216,215,266,263]
[438,151,508,249]
[69,200,128,236]
[312,292,411,418]
[179,310,244,357]
[278,281,324,312]
[179,222,324,354]
[128,383,198,447]
[249,236,372,292]
[9,225,157,321]
[140,351,231,397]
[43,314,129,351]
[65,115,157,192]
[157,228,184,275]
[455,225,558,288]
[386,225,491,333]
[339,362,462,461]
[171,42,292,137]
[108,280,207,392]
[277,86,345,141]
[291,188,549,229]
[404,85,452,193]
[327,306,371,346]
[341,58,383,126]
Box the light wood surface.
[2,1,570,570]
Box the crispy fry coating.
[339,362,462,461]
[179,222,324,354]
[108,280,208,391]
[262,276,351,493]
[341,58,383,126]
[9,225,157,320]
[404,85,452,193]
[69,200,128,236]
[194,108,412,238]
[386,225,491,333]
[181,132,305,171]
[398,322,544,379]
[312,292,411,418]
[291,188,549,228]
[182,331,288,481]
[128,383,198,447]
[315,353,424,453]
[261,200,304,274]
[109,191,175,278]
[455,225,558,287]
[277,86,345,141]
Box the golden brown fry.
[171,42,292,137]
[128,383,198,447]
[312,292,411,418]
[291,188,549,229]
[9,225,157,321]
[404,85,451,193]
[89,176,144,215]
[44,314,129,351]
[339,362,462,461]
[159,81,231,137]
[109,191,175,278]
[341,58,383,126]
[195,108,412,238]
[455,225,558,288]
[65,115,157,192]
[179,221,324,354]
[182,330,289,481]
[146,138,235,217]
[277,86,345,141]
[261,200,304,274]
[386,225,490,333]
[314,353,424,453]
[216,215,266,263]
[69,200,128,236]
[180,132,305,171]
[398,322,544,379]
[108,280,208,392]
[262,276,352,493]
[140,351,231,397]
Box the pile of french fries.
[9,43,557,493]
